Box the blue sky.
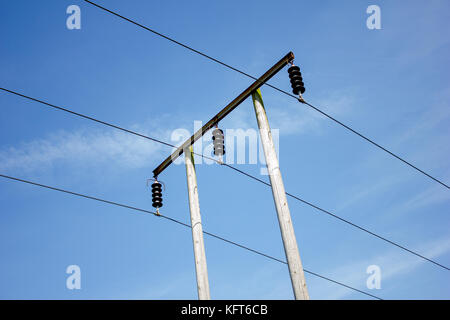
[0,0,449,299]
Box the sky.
[0,0,449,299]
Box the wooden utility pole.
[153,53,303,299]
[251,88,309,300]
[184,146,211,300]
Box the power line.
[283,191,450,271]
[1,86,448,271]
[223,165,450,271]
[0,87,173,148]
[0,87,223,164]
[83,0,449,190]
[301,100,450,190]
[0,173,382,300]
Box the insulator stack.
[288,65,305,95]
[212,128,225,156]
[151,181,163,208]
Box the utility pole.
[251,89,309,300]
[184,146,211,300]
[153,52,308,299]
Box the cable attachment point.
[147,178,165,214]
[288,64,305,96]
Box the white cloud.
[0,127,168,174]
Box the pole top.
[152,51,296,177]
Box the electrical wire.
[0,1,445,300]
[0,173,382,300]
[1,86,448,271]
[0,87,173,148]
[83,0,449,190]
[223,165,450,271]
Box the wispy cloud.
[310,235,450,299]
[331,85,450,214]
[388,181,450,219]
[0,126,168,174]
[0,80,361,177]
[221,89,357,136]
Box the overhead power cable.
[0,87,173,148]
[83,0,449,190]
[0,173,382,300]
[1,86,448,271]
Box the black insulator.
[212,128,225,156]
[291,80,304,88]
[152,191,162,197]
[152,200,162,207]
[213,145,225,156]
[152,185,161,192]
[290,76,303,83]
[214,147,224,155]
[151,181,163,208]
[288,65,306,95]
[288,65,300,74]
[289,71,301,78]
[213,138,224,145]
[151,183,162,192]
[292,84,305,94]
[212,128,223,137]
